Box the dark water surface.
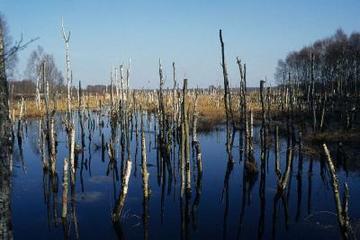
[10,112,360,239]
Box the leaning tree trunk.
[323,144,353,240]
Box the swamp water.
[9,111,360,239]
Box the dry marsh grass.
[9,92,275,128]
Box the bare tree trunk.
[323,144,353,240]
[320,93,327,131]
[237,58,247,163]
[42,61,50,121]
[158,59,166,147]
[192,90,199,143]
[112,160,132,222]
[61,19,72,121]
[49,114,56,175]
[0,147,12,240]
[310,54,317,132]
[35,69,41,111]
[0,24,9,124]
[267,86,272,123]
[249,109,254,155]
[59,23,74,233]
[115,67,119,101]
[219,29,234,157]
[110,70,114,111]
[260,80,266,125]
[172,62,178,139]
[141,112,150,199]
[120,64,125,112]
[180,79,191,195]
[0,23,13,240]
[0,135,12,240]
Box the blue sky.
[1,0,360,88]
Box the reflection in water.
[7,110,360,239]
[257,125,267,240]
[336,142,349,176]
[42,169,59,229]
[296,132,303,222]
[16,119,26,173]
[308,157,313,215]
[272,191,289,239]
[272,126,293,239]
[191,142,202,231]
[70,181,80,239]
[222,160,234,240]
[141,111,150,240]
[237,128,258,239]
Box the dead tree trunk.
[181,79,191,195]
[61,19,72,121]
[310,54,317,132]
[260,80,266,126]
[141,111,150,199]
[320,93,327,131]
[219,29,234,157]
[0,21,13,240]
[42,61,50,123]
[61,20,75,223]
[237,58,247,161]
[0,24,9,124]
[158,60,166,148]
[266,86,272,124]
[112,160,132,222]
[192,90,199,143]
[0,145,12,240]
[172,62,178,139]
[49,113,57,176]
[35,67,41,111]
[323,144,353,240]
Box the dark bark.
[0,23,13,240]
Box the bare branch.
[3,36,39,62]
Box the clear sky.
[1,0,360,88]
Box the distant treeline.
[275,29,360,95]
[9,80,261,99]
[9,80,109,99]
